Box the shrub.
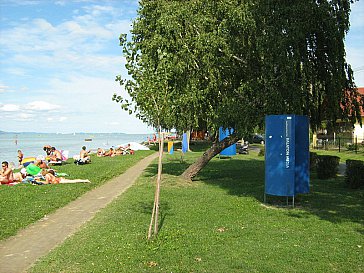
[316,155,340,179]
[346,143,358,151]
[258,147,265,157]
[310,152,318,171]
[345,160,364,189]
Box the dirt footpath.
[0,152,158,273]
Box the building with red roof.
[353,87,364,142]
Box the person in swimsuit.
[0,161,14,184]
[43,145,52,156]
[34,155,49,169]
[104,147,115,157]
[50,147,62,162]
[79,146,91,163]
[43,169,90,184]
[97,148,105,157]
[17,150,24,167]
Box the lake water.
[0,132,150,165]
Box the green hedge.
[310,152,318,171]
[345,160,364,189]
[316,155,340,179]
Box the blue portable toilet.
[219,127,236,156]
[182,133,188,153]
[264,115,309,205]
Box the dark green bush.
[258,147,265,157]
[346,143,358,151]
[310,152,318,171]
[316,155,340,179]
[345,160,364,189]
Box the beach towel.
[59,179,91,184]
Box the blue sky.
[0,0,363,133]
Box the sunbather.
[17,150,24,167]
[43,145,52,156]
[79,146,91,163]
[103,147,115,157]
[12,168,27,182]
[97,148,105,157]
[34,155,49,169]
[0,161,14,184]
[43,169,90,184]
[49,147,62,162]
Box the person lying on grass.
[115,144,135,155]
[34,155,49,169]
[103,147,115,157]
[43,169,90,184]
[97,148,105,157]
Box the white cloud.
[17,113,33,120]
[55,1,66,6]
[0,84,10,93]
[3,67,28,77]
[0,104,20,111]
[107,121,120,126]
[25,101,61,111]
[0,14,130,77]
[0,1,152,133]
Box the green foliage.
[258,146,265,157]
[29,150,363,272]
[114,0,362,136]
[346,143,358,151]
[316,155,340,179]
[345,159,364,189]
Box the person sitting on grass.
[43,169,90,184]
[0,161,14,184]
[50,147,62,162]
[43,145,52,156]
[80,146,91,163]
[124,144,135,155]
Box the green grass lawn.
[312,148,364,162]
[28,149,363,272]
[0,151,154,240]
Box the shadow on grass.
[303,174,364,226]
[201,159,364,227]
[144,153,364,229]
[133,201,172,232]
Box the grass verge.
[29,149,363,272]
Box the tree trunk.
[147,130,164,240]
[181,135,239,180]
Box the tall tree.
[114,0,362,180]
